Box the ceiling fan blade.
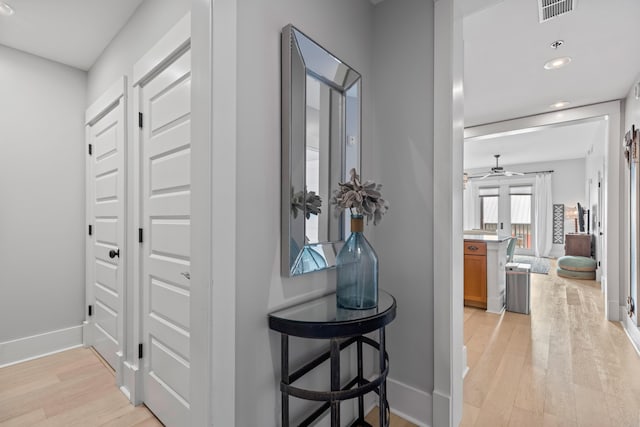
[510,171,524,176]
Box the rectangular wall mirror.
[281,24,361,276]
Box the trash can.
[506,263,531,314]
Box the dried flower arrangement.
[330,168,389,225]
[291,188,322,219]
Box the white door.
[139,47,191,426]
[86,94,126,371]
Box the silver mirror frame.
[281,24,362,277]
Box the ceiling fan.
[474,154,524,180]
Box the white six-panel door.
[86,89,126,371]
[138,47,191,426]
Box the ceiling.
[464,0,640,127]
[0,0,144,70]
[464,118,607,171]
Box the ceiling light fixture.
[0,1,14,16]
[550,101,570,109]
[544,56,572,70]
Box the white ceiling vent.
[538,0,576,23]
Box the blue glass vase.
[336,214,379,309]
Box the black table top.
[268,290,396,339]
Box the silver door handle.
[181,272,190,280]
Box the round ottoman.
[557,255,596,280]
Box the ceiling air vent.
[538,0,575,23]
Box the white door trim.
[191,1,237,425]
[86,77,127,126]
[434,1,464,426]
[84,75,127,387]
[132,14,191,87]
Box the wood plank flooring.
[461,260,640,427]
[0,348,161,426]
[365,409,418,426]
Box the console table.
[268,291,396,427]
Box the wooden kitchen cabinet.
[464,241,487,309]
[565,233,591,257]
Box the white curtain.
[534,174,553,257]
[463,182,478,230]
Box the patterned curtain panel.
[553,204,564,244]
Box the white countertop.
[464,234,511,243]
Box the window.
[510,186,532,249]
[479,187,499,232]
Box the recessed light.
[544,56,572,70]
[550,101,570,109]
[0,2,14,16]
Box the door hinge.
[88,144,93,155]
[598,261,601,267]
[138,112,143,128]
[88,225,93,236]
[138,343,143,359]
[138,228,143,243]
[88,305,93,316]
[598,182,601,188]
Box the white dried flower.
[330,168,389,225]
[291,188,322,219]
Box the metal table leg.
[379,327,386,427]
[281,334,289,427]
[330,338,340,427]
[357,337,364,422]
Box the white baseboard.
[621,309,640,356]
[607,300,620,321]
[82,320,92,347]
[364,377,431,427]
[122,360,143,405]
[486,301,505,315]
[0,325,83,368]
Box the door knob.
[109,249,120,259]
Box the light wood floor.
[0,347,161,426]
[365,408,418,426]
[461,260,640,427]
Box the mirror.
[281,24,361,276]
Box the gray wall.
[234,0,374,425]
[370,0,435,394]
[86,0,191,105]
[0,45,87,341]
[233,1,438,424]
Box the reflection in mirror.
[282,24,361,276]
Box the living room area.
[460,104,640,425]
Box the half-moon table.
[268,290,397,427]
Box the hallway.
[461,261,640,426]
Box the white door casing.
[85,77,127,375]
[134,20,191,426]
